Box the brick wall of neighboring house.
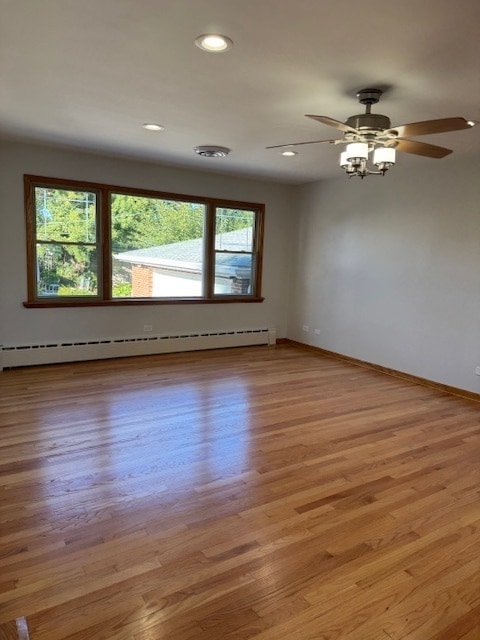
[132,265,153,297]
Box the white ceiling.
[1,0,479,184]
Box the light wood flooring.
[0,344,479,639]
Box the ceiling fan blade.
[266,139,337,149]
[306,115,358,134]
[390,139,453,158]
[386,117,473,138]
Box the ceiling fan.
[267,88,476,178]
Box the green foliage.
[35,188,98,294]
[36,188,96,243]
[111,195,205,251]
[215,208,253,235]
[57,286,92,296]
[36,239,97,294]
[112,283,132,297]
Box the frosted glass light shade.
[339,151,350,167]
[373,147,396,166]
[346,142,369,161]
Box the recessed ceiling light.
[142,123,165,131]
[195,34,233,52]
[281,150,298,157]
[194,145,231,158]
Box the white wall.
[288,153,480,393]
[0,141,294,346]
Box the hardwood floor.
[0,344,479,640]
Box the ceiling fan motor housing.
[346,88,391,134]
[345,113,392,132]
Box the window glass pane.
[35,187,96,243]
[214,253,254,295]
[215,208,255,251]
[111,194,206,298]
[36,244,98,296]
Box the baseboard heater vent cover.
[1,328,275,368]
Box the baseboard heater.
[1,328,275,369]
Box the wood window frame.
[23,175,265,308]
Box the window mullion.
[37,240,97,247]
[24,177,37,302]
[101,189,111,299]
[204,203,215,298]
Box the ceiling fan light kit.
[267,88,476,179]
[340,142,396,177]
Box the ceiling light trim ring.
[195,34,233,52]
[142,123,165,131]
[194,145,231,158]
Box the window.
[111,194,206,299]
[214,208,256,295]
[30,185,101,297]
[24,176,264,306]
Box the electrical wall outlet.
[475,366,480,376]
[314,329,321,335]
[143,324,153,332]
[302,325,309,332]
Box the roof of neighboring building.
[115,227,253,278]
